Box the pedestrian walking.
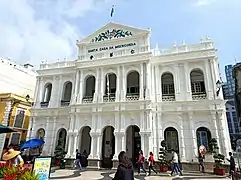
[148,152,157,176]
[75,149,82,170]
[198,152,205,173]
[170,150,183,177]
[137,150,147,175]
[226,152,235,177]
[113,151,134,180]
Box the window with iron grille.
[191,82,205,94]
[13,109,25,128]
[162,84,175,95]
[10,133,21,145]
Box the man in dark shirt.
[75,149,82,170]
[227,152,235,177]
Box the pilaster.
[210,112,220,152]
[115,66,121,102]
[121,66,126,101]
[113,131,126,160]
[49,76,59,108]
[50,117,57,155]
[78,70,83,104]
[188,112,198,161]
[184,62,192,100]
[38,77,44,107]
[174,64,181,100]
[145,62,151,100]
[178,114,186,162]
[67,132,73,158]
[140,63,144,100]
[204,60,214,99]
[74,70,80,103]
[42,117,50,155]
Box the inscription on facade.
[87,42,136,53]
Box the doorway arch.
[56,128,67,150]
[79,126,91,155]
[126,125,141,165]
[101,126,115,169]
[164,127,179,153]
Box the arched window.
[161,72,175,101]
[61,81,72,106]
[104,73,117,102]
[190,69,206,100]
[126,71,139,100]
[196,127,211,150]
[41,83,52,107]
[82,75,96,103]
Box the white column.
[145,62,151,99]
[113,132,119,160]
[178,115,186,161]
[30,118,37,139]
[27,117,34,140]
[67,133,73,158]
[38,77,44,107]
[50,117,57,155]
[93,68,100,102]
[140,63,144,100]
[57,76,63,106]
[184,62,192,100]
[96,133,102,159]
[204,60,213,99]
[121,66,126,101]
[99,68,104,103]
[115,66,121,102]
[74,70,80,101]
[72,133,78,157]
[218,111,232,157]
[49,76,58,107]
[33,77,40,103]
[140,133,146,156]
[174,64,181,100]
[155,65,162,101]
[78,70,83,103]
[43,117,50,155]
[188,112,198,161]
[210,112,221,152]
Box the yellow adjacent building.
[0,93,33,155]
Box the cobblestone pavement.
[50,169,231,180]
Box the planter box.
[214,168,225,176]
[160,165,168,172]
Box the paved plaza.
[50,169,231,180]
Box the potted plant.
[209,138,225,176]
[54,139,67,169]
[158,140,169,172]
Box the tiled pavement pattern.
[50,169,230,180]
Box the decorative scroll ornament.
[91,29,132,42]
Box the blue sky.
[0,0,240,77]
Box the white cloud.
[0,0,112,68]
[192,0,217,7]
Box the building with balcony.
[29,22,231,168]
[0,93,33,157]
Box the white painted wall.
[0,58,37,98]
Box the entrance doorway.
[126,125,141,166]
[79,126,91,155]
[101,126,115,169]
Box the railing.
[192,93,207,100]
[126,93,139,101]
[82,96,94,103]
[162,94,175,102]
[40,102,49,108]
[103,94,116,102]
[60,100,70,107]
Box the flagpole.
[110,5,114,22]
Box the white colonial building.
[29,22,231,168]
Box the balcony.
[61,100,70,107]
[103,94,116,102]
[82,96,94,104]
[40,102,49,108]
[126,93,139,101]
[192,93,207,100]
[162,94,175,102]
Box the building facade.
[225,65,235,98]
[0,58,37,98]
[0,93,33,157]
[29,22,231,168]
[233,63,241,127]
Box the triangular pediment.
[79,22,150,43]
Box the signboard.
[88,42,136,53]
[33,156,52,180]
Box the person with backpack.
[148,152,157,176]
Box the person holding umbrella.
[2,148,24,168]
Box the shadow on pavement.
[50,170,82,179]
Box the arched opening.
[126,71,140,101]
[36,128,45,140]
[196,127,211,151]
[61,81,72,106]
[83,75,96,103]
[190,69,206,100]
[161,72,175,101]
[41,83,52,107]
[79,126,91,155]
[164,127,179,153]
[126,125,141,165]
[101,126,115,169]
[103,73,117,102]
[55,128,67,150]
